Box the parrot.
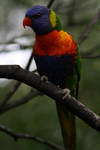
[23,5,81,150]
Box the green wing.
[56,49,81,150]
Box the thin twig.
[81,44,100,57]
[0,33,31,45]
[47,0,55,8]
[0,0,55,107]
[0,50,34,107]
[0,90,41,114]
[25,50,34,70]
[0,45,33,53]
[82,54,100,59]
[0,82,21,107]
[0,124,64,150]
[78,10,100,45]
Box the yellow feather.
[49,10,56,28]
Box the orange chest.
[34,30,78,57]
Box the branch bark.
[0,0,55,108]
[0,124,63,150]
[0,89,41,113]
[47,0,55,8]
[0,65,100,132]
[0,50,34,108]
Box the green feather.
[49,10,62,31]
[55,15,62,31]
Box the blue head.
[23,5,62,35]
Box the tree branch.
[81,42,100,59]
[81,43,100,58]
[0,82,21,107]
[0,50,34,107]
[78,9,100,45]
[47,0,55,8]
[0,89,41,113]
[82,54,100,59]
[0,65,100,132]
[0,124,63,150]
[0,33,31,45]
[0,0,55,108]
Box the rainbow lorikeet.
[23,5,81,150]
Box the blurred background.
[0,0,100,150]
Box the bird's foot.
[41,75,48,82]
[59,88,70,100]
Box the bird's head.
[23,5,62,35]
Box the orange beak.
[23,17,32,28]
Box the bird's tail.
[56,103,76,150]
[56,77,79,150]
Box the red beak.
[23,17,32,28]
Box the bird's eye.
[34,13,41,19]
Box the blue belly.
[34,55,74,87]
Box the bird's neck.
[34,30,62,56]
[35,30,60,47]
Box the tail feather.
[56,74,79,150]
[56,103,76,150]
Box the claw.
[59,88,70,100]
[41,75,48,82]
